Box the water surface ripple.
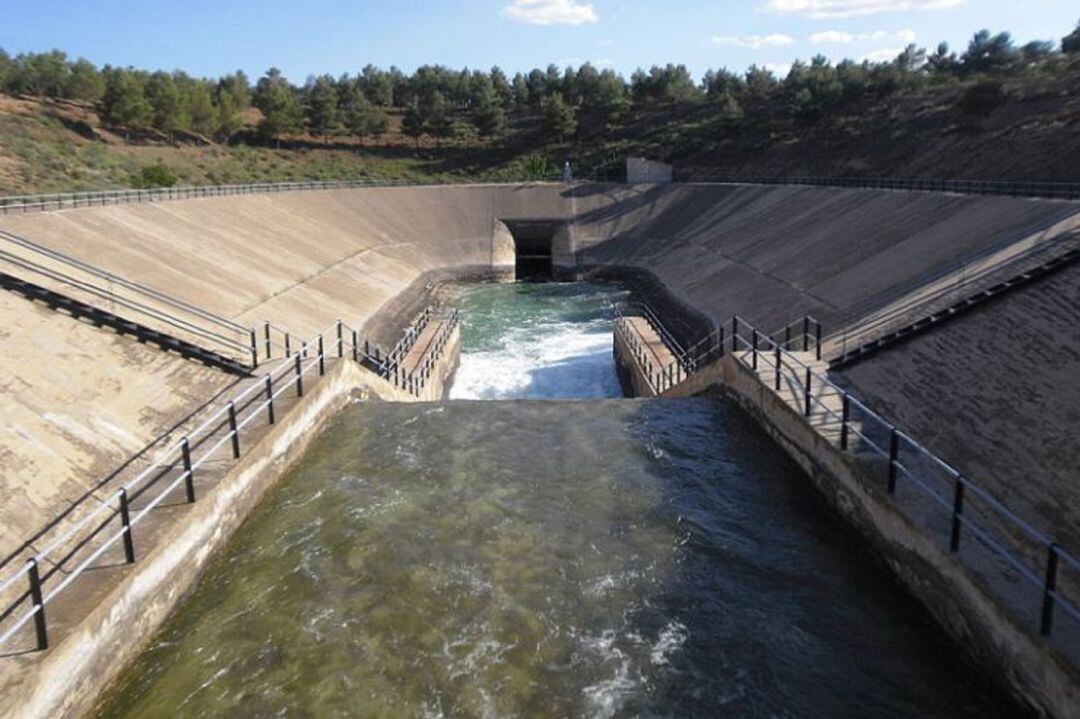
[97,400,1013,718]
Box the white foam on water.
[449,320,621,400]
[650,620,687,666]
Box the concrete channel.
[0,181,1078,717]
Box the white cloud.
[809,28,916,44]
[502,0,599,26]
[763,62,794,77]
[712,33,795,50]
[861,47,904,61]
[762,0,964,19]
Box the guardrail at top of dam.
[2,174,1079,215]
[0,177,560,215]
[671,175,1080,200]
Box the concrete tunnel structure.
[0,181,1079,717]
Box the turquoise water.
[448,282,626,400]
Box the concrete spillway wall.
[2,182,1079,716]
[1,181,1077,561]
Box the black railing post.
[337,320,343,358]
[119,489,136,564]
[887,429,900,494]
[804,367,812,416]
[318,336,325,376]
[803,317,810,351]
[249,329,258,369]
[1041,544,1060,636]
[731,316,738,354]
[265,375,275,425]
[840,394,851,450]
[295,354,304,397]
[285,332,291,357]
[181,437,195,502]
[751,330,758,370]
[227,402,240,459]
[950,477,965,552]
[352,330,359,362]
[719,326,725,358]
[774,347,781,390]
[264,321,272,360]
[816,322,823,361]
[27,559,48,650]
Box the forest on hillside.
[3,19,1079,146]
[1,17,1079,190]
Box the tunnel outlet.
[496,220,569,281]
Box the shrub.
[133,161,178,188]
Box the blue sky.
[2,0,1077,82]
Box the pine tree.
[422,91,455,146]
[66,58,105,102]
[342,82,388,144]
[145,71,184,136]
[543,93,576,144]
[305,75,341,137]
[254,68,303,146]
[215,94,243,141]
[471,84,506,138]
[402,102,425,147]
[101,68,152,138]
[187,82,216,137]
[1064,20,1080,54]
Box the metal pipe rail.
[771,315,822,360]
[395,309,460,397]
[676,175,1080,201]
[612,311,689,395]
[824,239,1080,365]
[729,314,1080,658]
[0,230,253,364]
[0,176,563,216]
[0,318,378,652]
[0,230,247,336]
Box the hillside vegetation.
[1,19,1079,194]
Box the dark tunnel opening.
[504,220,561,281]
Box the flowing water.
[96,282,1017,718]
[447,282,625,400]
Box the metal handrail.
[0,230,252,363]
[0,317,377,651]
[677,175,1080,201]
[824,236,1080,362]
[0,230,246,334]
[729,314,1080,647]
[0,177,563,215]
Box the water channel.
[96,282,1017,718]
